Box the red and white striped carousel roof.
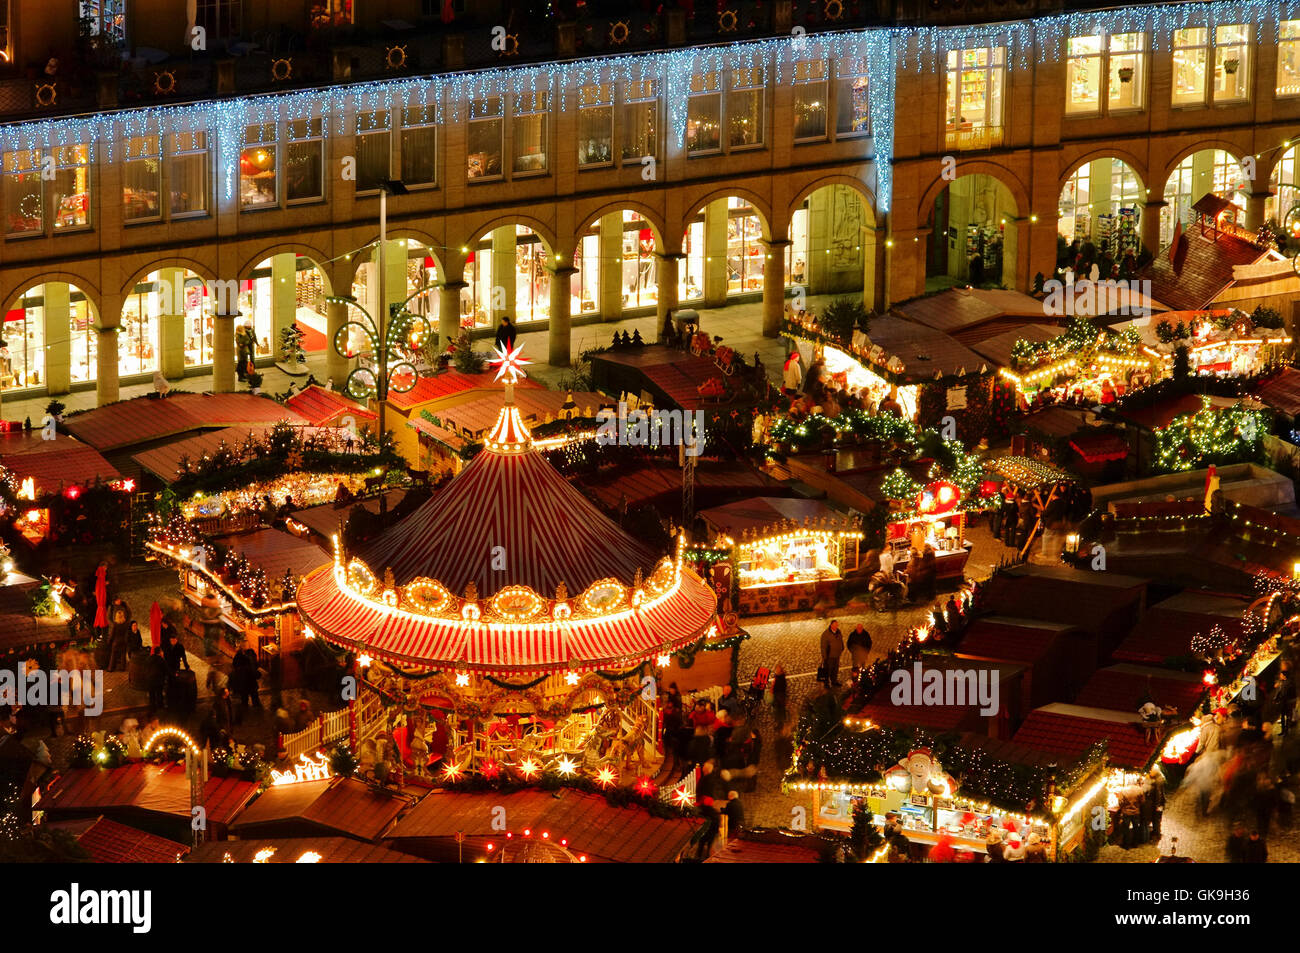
[358,406,657,594]
[295,560,718,673]
[293,400,718,671]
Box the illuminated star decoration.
[490,342,532,385]
[285,450,304,470]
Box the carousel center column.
[761,239,789,338]
[548,264,577,367]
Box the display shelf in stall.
[696,497,863,616]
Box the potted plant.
[1117,66,1134,83]
[1224,58,1239,74]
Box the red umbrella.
[149,602,163,650]
[93,564,108,629]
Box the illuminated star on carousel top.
[490,342,532,385]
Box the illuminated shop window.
[512,90,548,175]
[686,72,722,155]
[835,56,871,137]
[945,46,1005,150]
[466,97,504,180]
[1280,21,1300,96]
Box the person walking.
[820,619,845,687]
[494,315,517,353]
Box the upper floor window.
[728,67,765,147]
[1065,33,1146,115]
[124,132,208,222]
[197,0,240,41]
[355,111,391,192]
[240,124,278,208]
[512,90,548,175]
[286,118,323,202]
[79,0,126,45]
[946,46,1005,150]
[310,0,353,29]
[4,144,91,237]
[687,70,765,156]
[1280,21,1300,96]
[400,105,437,186]
[621,80,659,161]
[1172,26,1250,107]
[835,57,871,137]
[240,120,321,208]
[577,83,614,167]
[467,97,503,180]
[791,61,827,142]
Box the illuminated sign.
[270,751,333,786]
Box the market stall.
[791,745,1108,862]
[697,497,862,615]
[885,480,974,584]
[999,318,1164,406]
[984,456,1072,559]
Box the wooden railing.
[944,124,1004,152]
[279,707,351,761]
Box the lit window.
[355,111,391,192]
[52,144,90,230]
[4,287,46,390]
[1280,21,1300,96]
[1066,33,1146,115]
[1171,29,1208,106]
[168,132,208,217]
[1065,36,1103,114]
[728,67,765,148]
[400,105,437,187]
[686,72,722,155]
[578,83,614,167]
[123,136,162,222]
[286,118,323,202]
[1107,33,1145,112]
[835,57,871,137]
[512,90,548,174]
[1213,25,1250,103]
[792,61,827,141]
[240,124,277,208]
[945,47,1005,150]
[1172,27,1250,107]
[466,97,503,180]
[621,80,659,161]
[4,149,42,236]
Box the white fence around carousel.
[280,707,351,761]
[660,766,698,805]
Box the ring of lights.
[717,9,738,31]
[385,45,407,70]
[271,58,293,82]
[153,70,176,95]
[336,545,681,625]
[608,20,630,45]
[824,0,844,20]
[500,33,519,57]
[34,83,56,107]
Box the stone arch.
[1157,140,1246,194]
[236,241,334,283]
[567,204,670,321]
[680,186,774,241]
[785,176,881,303]
[915,159,1030,225]
[462,213,558,261]
[1058,149,1149,196]
[2,274,105,395]
[118,257,218,300]
[787,174,880,228]
[922,171,1022,290]
[568,200,668,261]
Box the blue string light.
[0,0,1295,215]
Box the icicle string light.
[2,1,1297,213]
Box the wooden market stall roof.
[284,385,376,427]
[1253,366,1300,417]
[131,424,340,484]
[62,393,308,452]
[41,763,258,829]
[1135,220,1274,312]
[50,815,190,863]
[969,324,1061,370]
[385,369,543,411]
[0,581,75,654]
[1012,702,1160,769]
[384,789,699,864]
[892,288,1051,346]
[1112,591,1249,665]
[407,388,611,453]
[956,617,1079,665]
[211,527,328,581]
[1117,393,1242,432]
[186,837,427,863]
[698,496,858,540]
[704,834,823,863]
[0,431,122,497]
[981,565,1147,641]
[590,346,747,410]
[1073,664,1207,718]
[230,777,411,842]
[580,461,776,510]
[289,489,408,541]
[859,315,988,383]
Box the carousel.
[294,362,720,783]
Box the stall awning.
[698,497,859,541]
[1068,431,1129,464]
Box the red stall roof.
[54,815,189,863]
[285,385,376,427]
[187,837,427,863]
[0,431,122,496]
[63,393,308,452]
[42,763,257,827]
[1112,592,1248,665]
[1012,703,1160,769]
[230,777,409,841]
[1074,664,1206,718]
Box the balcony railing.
[945,123,1004,151]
